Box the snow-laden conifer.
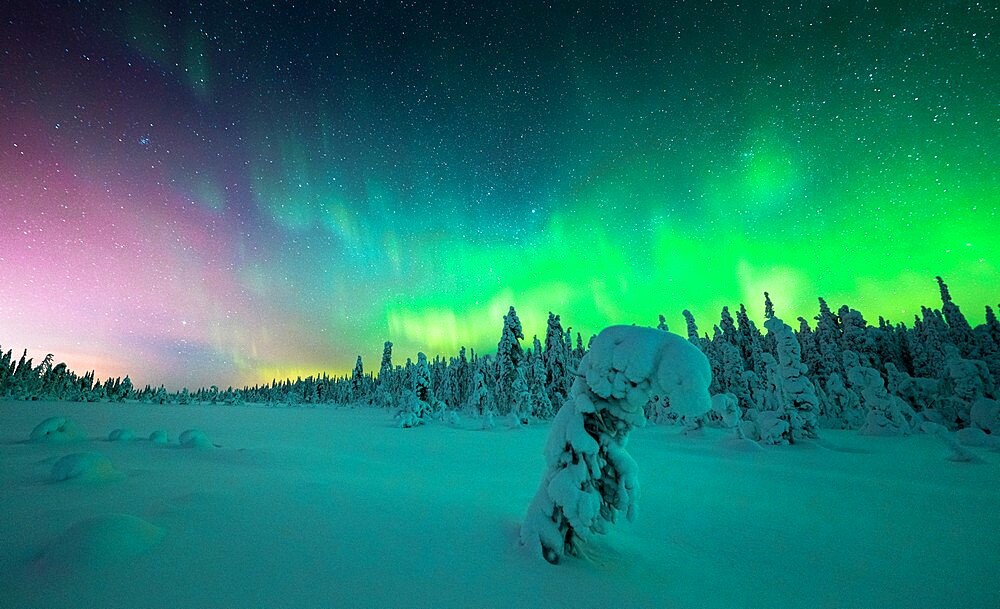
[764,316,819,442]
[521,326,712,564]
[494,306,525,416]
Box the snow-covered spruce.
[521,325,712,564]
[763,316,819,443]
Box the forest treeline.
[2,276,998,441]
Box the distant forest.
[3,276,998,442]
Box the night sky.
[1,1,997,390]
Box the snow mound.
[955,427,994,448]
[29,417,86,443]
[970,398,999,434]
[108,428,135,442]
[35,514,165,571]
[178,429,213,449]
[922,422,983,463]
[50,453,120,483]
[149,430,170,445]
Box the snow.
[108,429,136,442]
[34,514,166,573]
[29,416,87,443]
[1,400,998,609]
[49,452,120,483]
[177,429,213,449]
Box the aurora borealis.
[1,2,997,390]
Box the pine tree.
[764,316,819,442]
[681,310,701,345]
[543,312,570,411]
[493,306,525,416]
[814,298,844,385]
[351,356,365,403]
[719,307,737,346]
[839,306,877,368]
[374,341,395,408]
[527,336,554,419]
[120,376,133,401]
[521,326,712,564]
[467,365,492,426]
[657,314,668,332]
[510,367,531,426]
[937,276,977,357]
[909,308,948,378]
[453,346,471,408]
[414,352,433,408]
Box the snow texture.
[521,325,711,563]
[34,514,165,572]
[1,401,997,609]
[49,452,120,483]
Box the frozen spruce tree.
[544,312,571,410]
[374,341,394,409]
[351,356,366,403]
[764,316,819,442]
[521,325,712,564]
[494,306,525,416]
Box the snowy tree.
[119,376,133,402]
[764,316,819,442]
[976,306,1000,382]
[839,306,877,368]
[937,276,977,357]
[379,342,393,381]
[414,352,434,407]
[521,326,712,564]
[493,306,525,416]
[374,342,395,409]
[397,391,426,428]
[814,298,843,384]
[914,307,951,378]
[467,367,492,421]
[885,362,940,421]
[764,291,775,320]
[510,368,532,427]
[719,306,737,346]
[351,356,366,403]
[730,305,764,375]
[704,325,740,404]
[451,346,472,408]
[938,345,994,427]
[657,314,668,332]
[844,351,916,436]
[527,336,554,419]
[544,312,571,410]
[681,309,702,346]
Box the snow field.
[0,400,997,609]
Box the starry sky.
[1,1,997,390]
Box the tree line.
[2,276,997,439]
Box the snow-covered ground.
[1,400,996,609]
